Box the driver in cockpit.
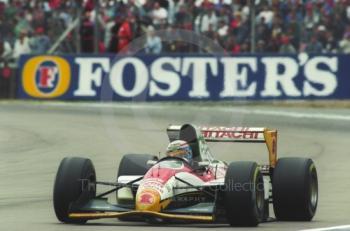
[166,140,193,164]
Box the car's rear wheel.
[224,161,265,226]
[272,157,318,221]
[53,157,96,224]
[117,154,158,177]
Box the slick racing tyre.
[117,153,158,177]
[53,157,96,224]
[272,157,318,221]
[224,161,265,227]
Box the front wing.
[69,198,215,222]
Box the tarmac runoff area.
[0,101,350,231]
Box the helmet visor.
[167,149,187,157]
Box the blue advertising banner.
[17,54,350,100]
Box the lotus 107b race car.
[53,124,318,226]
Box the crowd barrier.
[16,54,348,101]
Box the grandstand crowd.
[2,0,350,59]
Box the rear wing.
[167,125,277,168]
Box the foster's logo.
[37,63,58,90]
[22,56,71,98]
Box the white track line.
[299,224,350,231]
[34,102,350,121]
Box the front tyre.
[224,161,265,226]
[272,157,318,221]
[53,157,96,224]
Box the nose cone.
[136,189,161,212]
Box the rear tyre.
[272,157,318,221]
[117,154,158,222]
[224,161,265,227]
[53,157,96,224]
[117,154,158,177]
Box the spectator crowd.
[2,0,350,59]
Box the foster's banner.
[17,54,350,100]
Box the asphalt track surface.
[1,101,350,231]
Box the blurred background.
[1,0,349,99]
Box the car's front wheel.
[224,161,265,226]
[53,157,96,224]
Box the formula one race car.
[53,124,318,226]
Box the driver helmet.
[166,140,192,163]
